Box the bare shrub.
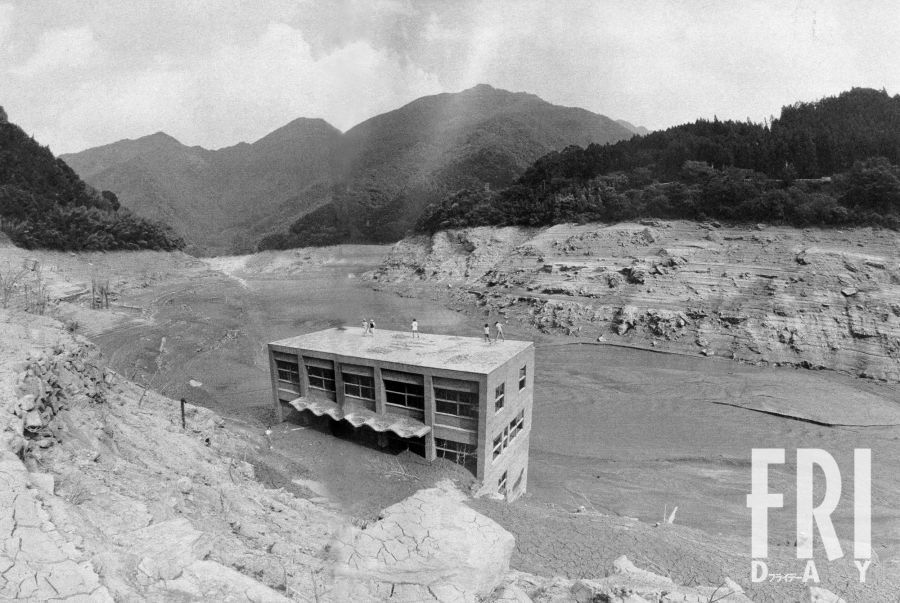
[24,265,49,315]
[0,261,28,308]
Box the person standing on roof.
[369,318,376,336]
[494,321,505,342]
[362,318,370,336]
[411,318,419,338]
[483,323,491,343]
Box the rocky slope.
[370,221,900,383]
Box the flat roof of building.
[270,327,532,375]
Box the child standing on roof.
[411,318,419,338]
[483,323,491,343]
[494,321,505,342]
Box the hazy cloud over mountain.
[3,0,900,153]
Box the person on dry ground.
[494,321,505,342]
[411,318,419,338]
[369,318,376,336]
[362,318,370,336]
[483,323,492,343]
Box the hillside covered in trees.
[0,108,183,251]
[417,88,900,233]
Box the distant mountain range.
[62,85,640,254]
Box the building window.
[494,382,505,412]
[343,372,375,400]
[434,388,479,419]
[435,437,477,474]
[306,364,335,393]
[275,359,300,384]
[499,470,508,493]
[493,412,525,462]
[519,365,527,390]
[493,425,511,460]
[510,409,525,438]
[384,380,425,410]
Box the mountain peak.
[252,117,341,147]
[146,131,180,142]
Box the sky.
[2,0,899,154]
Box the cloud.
[10,26,101,76]
[5,1,900,153]
[13,21,444,152]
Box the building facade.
[267,327,534,500]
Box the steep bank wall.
[371,222,900,382]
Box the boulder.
[29,472,55,494]
[24,409,44,432]
[18,395,37,412]
[330,480,514,602]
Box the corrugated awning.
[289,397,431,439]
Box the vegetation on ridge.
[0,112,184,251]
[416,88,900,233]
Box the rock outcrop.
[331,481,515,601]
[498,556,752,602]
[0,311,336,600]
[372,222,900,382]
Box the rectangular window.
[519,365,527,390]
[499,470,508,493]
[384,379,425,410]
[435,437,477,474]
[494,382,505,412]
[510,409,525,438]
[493,425,512,461]
[305,362,336,393]
[493,412,526,463]
[434,387,479,419]
[343,372,375,400]
[275,359,300,384]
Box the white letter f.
[747,448,785,559]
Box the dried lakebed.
[71,247,900,577]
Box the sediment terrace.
[371,221,900,382]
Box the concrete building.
[268,327,534,500]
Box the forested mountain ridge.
[0,108,183,251]
[306,84,636,245]
[417,88,900,232]
[62,85,638,254]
